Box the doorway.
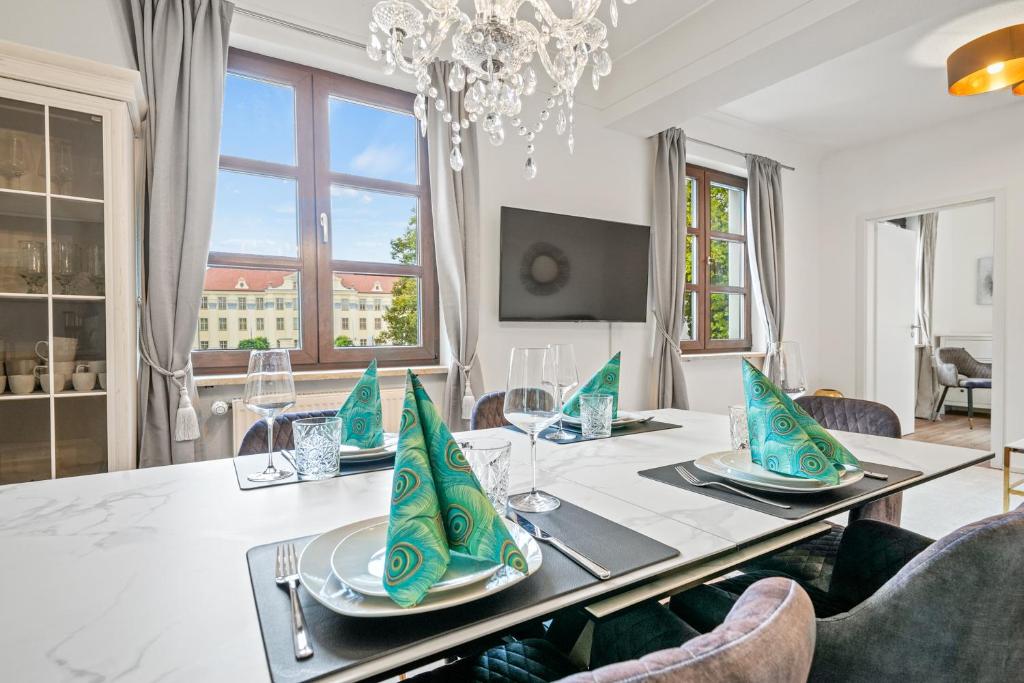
[867,200,996,450]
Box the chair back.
[470,391,509,431]
[795,395,901,439]
[936,346,991,380]
[560,578,815,683]
[812,505,1024,681]
[237,409,339,456]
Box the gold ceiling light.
[947,23,1024,95]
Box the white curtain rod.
[688,137,796,172]
[234,7,366,50]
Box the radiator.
[231,388,406,455]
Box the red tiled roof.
[202,268,397,294]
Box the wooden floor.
[905,412,992,451]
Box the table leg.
[1004,447,1012,513]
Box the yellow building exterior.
[193,270,396,351]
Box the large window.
[682,165,751,352]
[193,50,438,371]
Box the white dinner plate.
[560,410,646,428]
[338,434,398,463]
[693,450,864,493]
[298,515,542,617]
[330,520,502,597]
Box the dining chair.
[671,504,1024,682]
[236,409,338,456]
[471,391,511,430]
[932,346,992,429]
[409,578,815,683]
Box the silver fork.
[275,543,314,660]
[674,465,792,510]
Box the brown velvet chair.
[471,391,511,430]
[236,409,338,456]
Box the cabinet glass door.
[0,95,107,484]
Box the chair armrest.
[828,520,933,606]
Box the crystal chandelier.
[366,0,637,179]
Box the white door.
[874,222,918,435]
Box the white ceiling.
[233,0,1024,150]
[717,1,1024,148]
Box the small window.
[218,318,227,332]
[238,296,247,309]
[239,318,248,331]
[275,298,284,311]
[199,318,208,332]
[374,318,382,330]
[681,165,751,353]
[219,341,228,349]
[200,296,208,310]
[256,318,264,331]
[200,341,209,350]
[341,318,350,330]
[359,318,367,330]
[255,296,264,309]
[276,317,285,331]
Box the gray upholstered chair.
[410,578,815,683]
[237,409,338,456]
[672,505,1024,682]
[932,347,992,428]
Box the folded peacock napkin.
[337,359,385,449]
[563,351,621,419]
[384,371,528,608]
[743,360,860,485]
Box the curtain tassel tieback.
[141,340,200,442]
[454,354,477,420]
[652,311,684,356]
[172,368,200,442]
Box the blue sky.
[211,75,419,261]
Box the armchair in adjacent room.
[932,347,992,428]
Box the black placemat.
[233,452,395,491]
[505,419,681,444]
[246,495,679,682]
[639,460,922,520]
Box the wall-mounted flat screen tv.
[499,207,650,322]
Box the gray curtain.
[427,61,483,429]
[650,129,689,409]
[745,154,786,379]
[126,0,233,467]
[914,212,939,419]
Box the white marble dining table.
[0,408,992,682]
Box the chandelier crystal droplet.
[365,0,636,179]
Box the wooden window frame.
[192,49,439,373]
[681,165,752,354]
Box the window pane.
[194,267,300,351]
[0,400,51,484]
[709,293,745,340]
[333,272,419,348]
[210,170,298,257]
[330,186,417,264]
[684,234,698,285]
[0,96,46,193]
[329,98,416,183]
[50,107,103,199]
[686,176,697,228]
[51,198,105,296]
[709,239,744,287]
[710,182,745,235]
[55,396,107,478]
[220,74,296,165]
[683,290,697,342]
[0,193,46,294]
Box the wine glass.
[17,240,45,294]
[768,341,807,399]
[244,349,296,482]
[548,343,579,442]
[52,239,78,294]
[504,346,561,512]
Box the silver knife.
[511,512,611,580]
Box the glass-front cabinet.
[0,52,139,485]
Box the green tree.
[708,185,732,341]
[238,336,270,350]
[376,210,420,347]
[334,335,355,347]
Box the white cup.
[35,367,65,393]
[86,360,106,373]
[72,371,96,392]
[0,375,6,393]
[98,372,107,390]
[9,374,35,394]
[35,337,78,362]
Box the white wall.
[0,0,133,69]
[816,102,1021,447]
[931,202,994,338]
